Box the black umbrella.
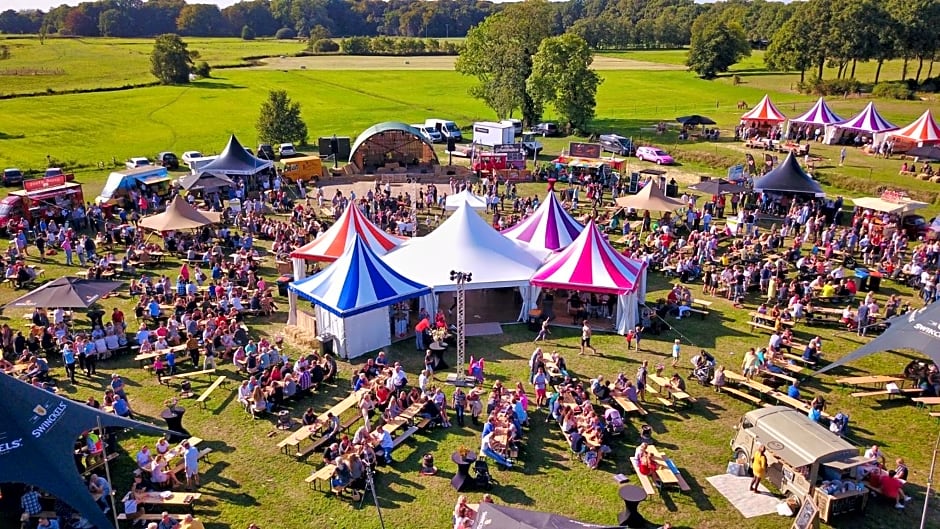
[4,277,123,309]
[688,178,747,195]
[906,145,940,162]
[676,115,717,127]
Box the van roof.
[742,406,858,467]
[282,155,321,163]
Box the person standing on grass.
[750,444,768,493]
[534,317,551,343]
[671,339,681,368]
[636,360,649,402]
[579,320,597,356]
[840,147,846,166]
[183,441,200,489]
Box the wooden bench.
[851,388,921,400]
[656,397,674,407]
[296,433,333,459]
[719,386,764,406]
[116,513,166,525]
[340,414,362,433]
[747,321,778,334]
[415,417,432,430]
[196,376,228,409]
[170,447,213,475]
[160,368,217,386]
[391,425,419,449]
[686,308,709,319]
[305,463,337,491]
[782,352,815,366]
[930,412,940,420]
[83,452,119,475]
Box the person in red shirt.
[879,470,909,509]
[111,307,125,328]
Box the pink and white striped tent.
[741,94,787,123]
[501,191,584,252]
[530,221,647,333]
[790,97,844,125]
[837,102,897,133]
[889,109,940,146]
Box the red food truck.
[0,175,85,233]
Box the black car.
[2,168,23,186]
[156,152,179,170]
[257,144,276,160]
[534,122,559,137]
[902,215,930,239]
[599,134,634,156]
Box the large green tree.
[455,0,555,126]
[257,90,308,145]
[527,33,601,134]
[150,33,192,84]
[887,0,940,81]
[685,15,749,79]
[765,11,816,83]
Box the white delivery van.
[186,156,218,174]
[472,121,515,147]
[425,119,463,142]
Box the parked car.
[181,151,204,164]
[278,143,297,158]
[42,168,76,181]
[125,157,151,170]
[534,122,559,137]
[156,152,179,170]
[636,146,674,165]
[244,147,254,156]
[500,119,523,136]
[903,214,930,239]
[2,168,24,186]
[412,124,443,143]
[599,134,634,156]
[257,144,276,160]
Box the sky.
[5,0,754,13]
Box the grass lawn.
[1,193,939,529]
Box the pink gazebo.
[530,221,647,334]
[501,191,584,252]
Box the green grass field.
[2,40,940,528]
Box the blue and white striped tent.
[289,235,430,317]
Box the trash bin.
[666,182,679,198]
[868,270,882,292]
[854,268,870,292]
[317,333,334,356]
[527,309,544,332]
[276,274,293,296]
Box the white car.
[125,157,151,170]
[181,151,204,164]
[278,143,297,158]
[412,124,443,143]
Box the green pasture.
[0,193,938,529]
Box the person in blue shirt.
[165,350,176,375]
[62,344,76,383]
[148,299,161,318]
[112,394,131,417]
[83,341,98,376]
[787,381,801,400]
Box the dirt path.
[248,55,685,71]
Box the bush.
[872,82,915,100]
[241,25,255,40]
[275,27,295,40]
[310,39,339,53]
[194,61,211,77]
[797,77,860,96]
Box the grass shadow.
[0,132,25,140]
[190,80,246,90]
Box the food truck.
[731,407,870,523]
[0,175,85,232]
[96,166,172,208]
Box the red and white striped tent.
[889,109,940,146]
[530,221,647,334]
[290,203,403,262]
[741,94,787,123]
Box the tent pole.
[920,422,940,529]
[97,416,121,529]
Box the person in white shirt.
[136,446,152,469]
[53,308,65,326]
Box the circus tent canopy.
[753,152,825,196]
[530,221,647,333]
[290,204,403,262]
[741,94,787,123]
[381,202,547,292]
[501,191,583,252]
[790,97,844,125]
[289,236,430,318]
[138,196,221,231]
[444,189,487,211]
[615,181,685,212]
[889,109,940,146]
[197,134,273,176]
[836,102,897,133]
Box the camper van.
[472,121,515,147]
[281,156,325,182]
[425,119,463,142]
[731,407,870,522]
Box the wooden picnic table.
[913,397,940,407]
[836,375,905,388]
[135,344,187,366]
[646,445,691,491]
[124,491,202,511]
[612,391,647,415]
[691,299,713,308]
[750,312,794,328]
[277,388,368,455]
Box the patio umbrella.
[4,277,123,309]
[676,115,716,127]
[688,178,747,195]
[615,181,685,213]
[906,145,940,162]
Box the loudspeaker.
[330,138,339,156]
[447,137,456,152]
[628,172,639,194]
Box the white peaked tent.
[381,202,548,316]
[289,237,430,359]
[445,189,488,211]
